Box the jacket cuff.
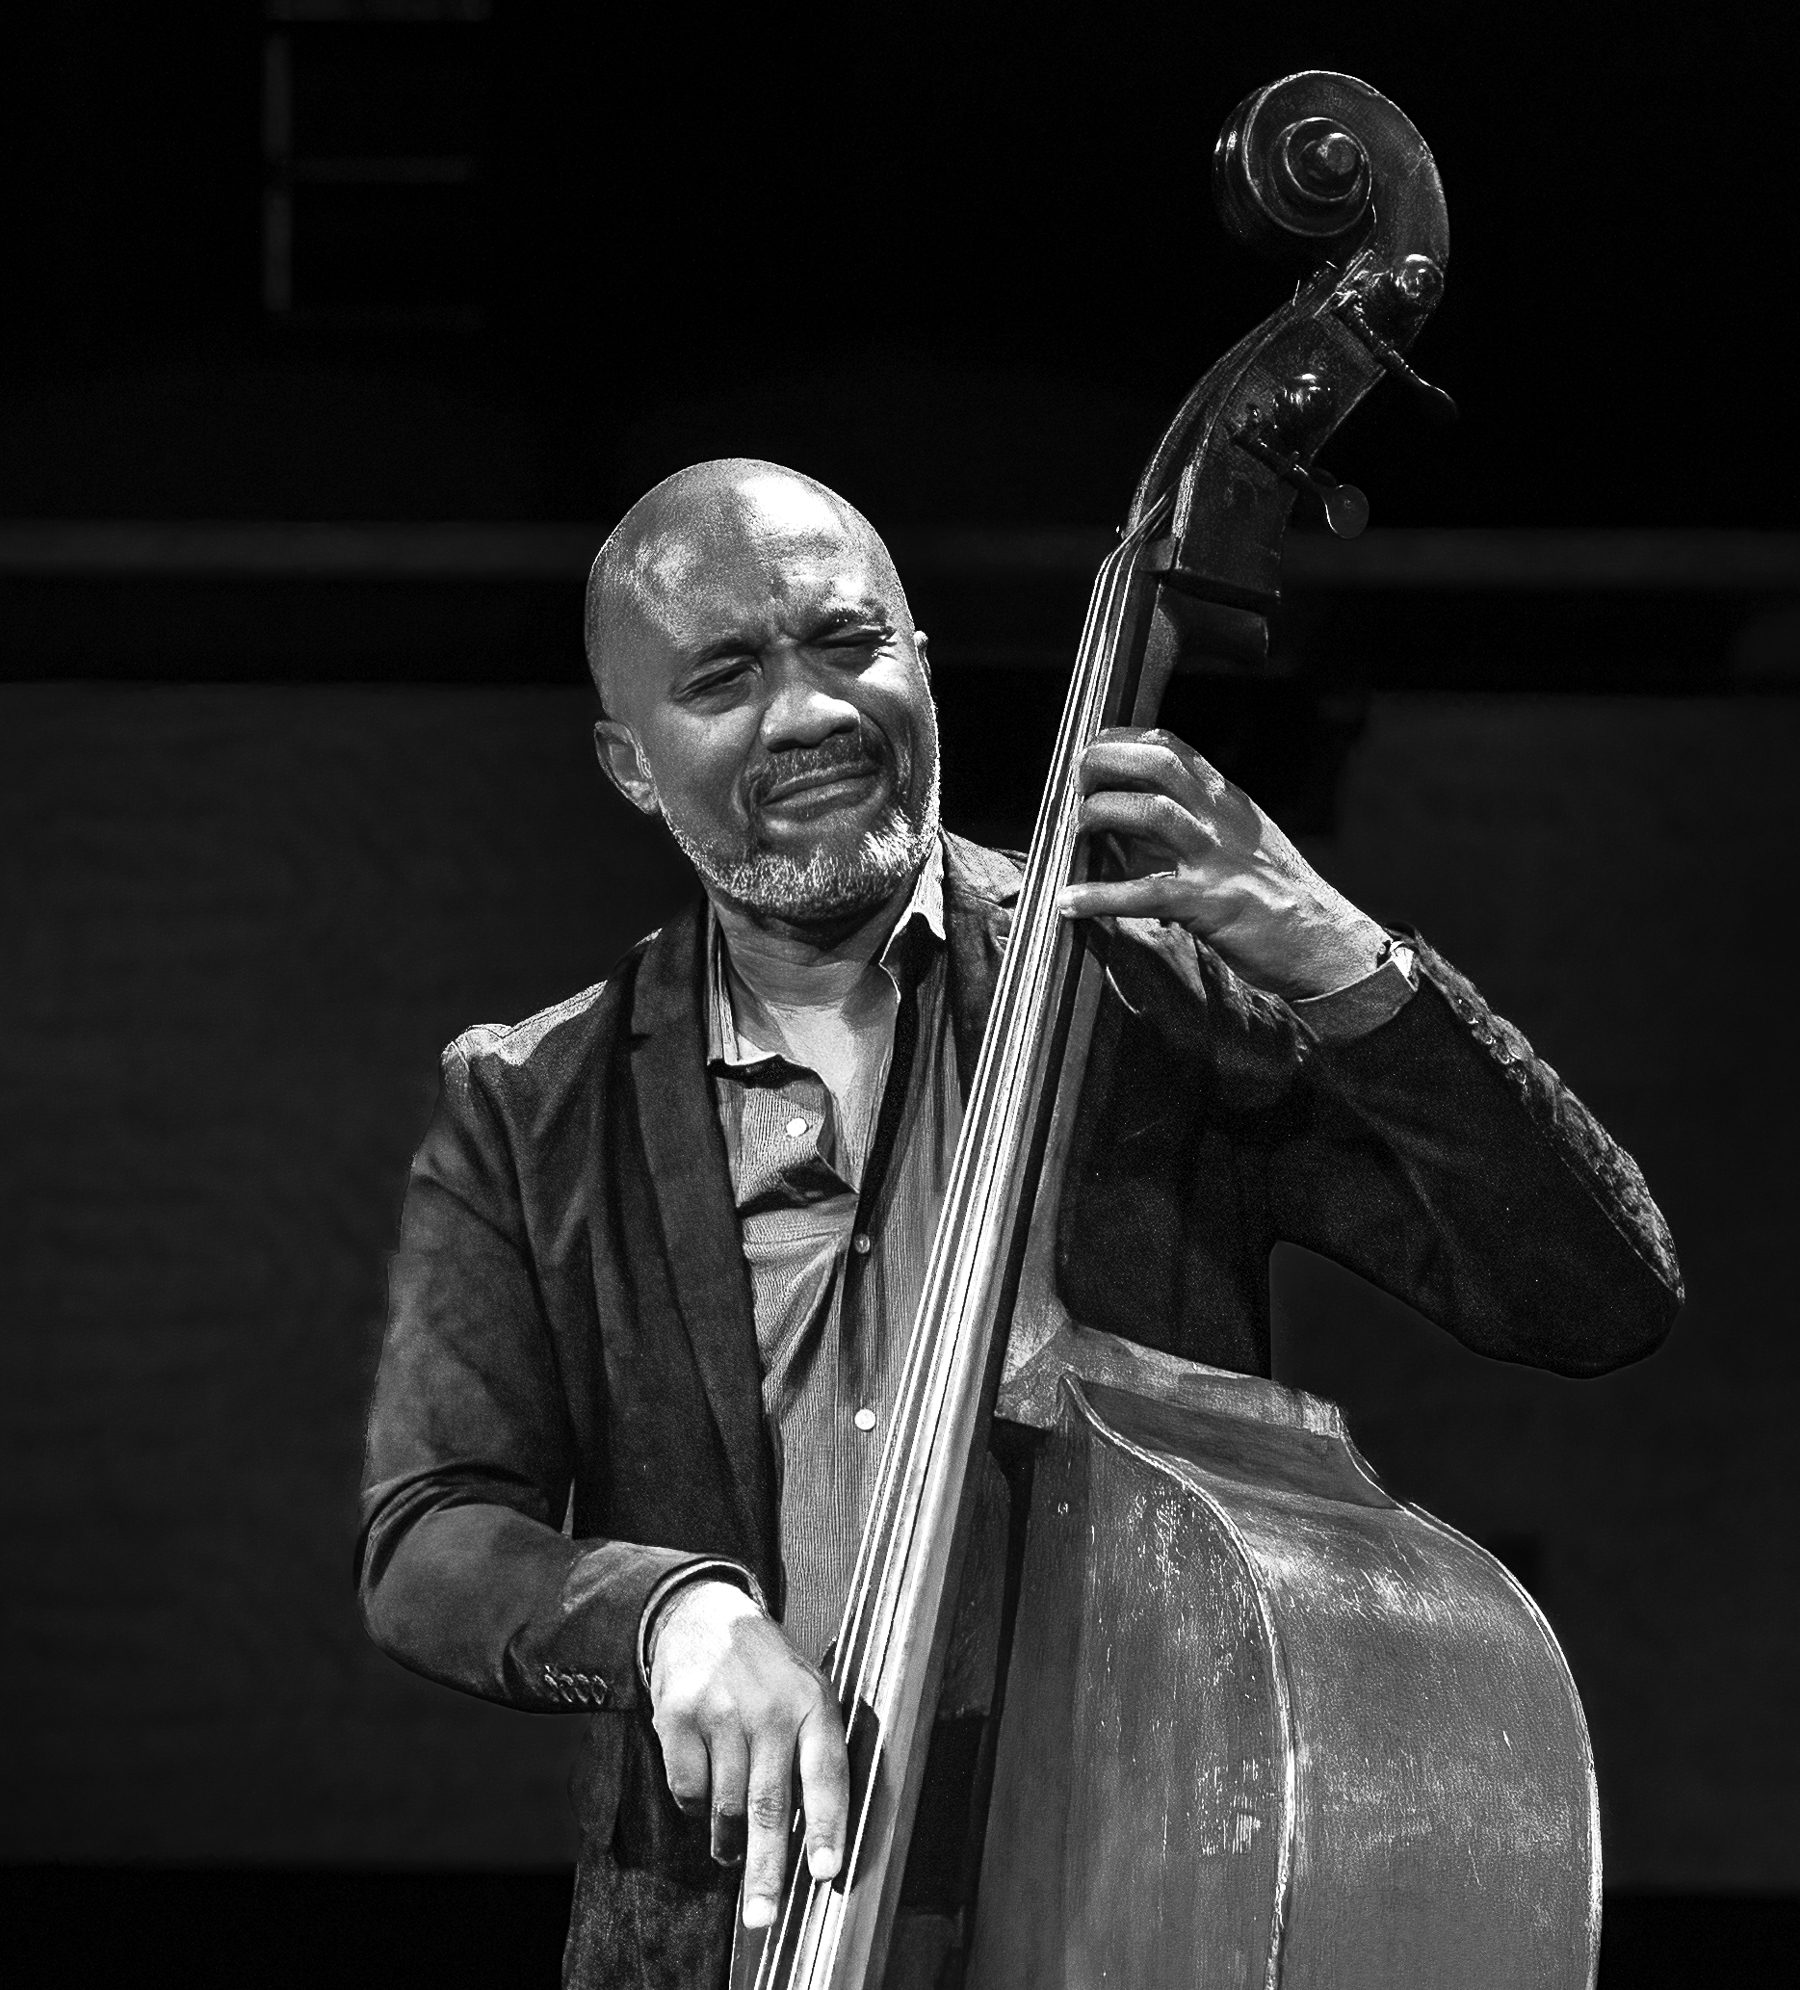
[525,1537,721,1717]
[636,1558,769,1695]
[1291,938,1419,1044]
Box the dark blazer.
[358,832,1680,1986]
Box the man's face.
[595,478,939,924]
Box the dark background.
[3,3,1796,1986]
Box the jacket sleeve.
[356,1039,719,1719]
[1264,935,1682,1374]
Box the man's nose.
[759,658,860,752]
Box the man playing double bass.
[358,458,1680,1988]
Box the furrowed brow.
[688,629,764,665]
[682,600,891,667]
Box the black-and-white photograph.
[3,5,1794,1986]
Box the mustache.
[746,730,895,807]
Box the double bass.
[754,72,1600,1990]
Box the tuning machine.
[1337,256,1459,426]
[1231,404,1370,540]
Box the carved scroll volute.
[1120,71,1452,718]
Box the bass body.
[974,1327,1600,1990]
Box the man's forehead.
[632,497,891,642]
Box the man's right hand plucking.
[647,1579,850,1930]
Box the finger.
[1090,724,1197,751]
[1092,724,1215,766]
[1080,732,1221,800]
[796,1699,850,1882]
[1057,874,1193,923]
[1076,788,1212,861]
[708,1725,750,1868]
[1077,737,1188,798]
[657,1720,712,1819]
[740,1729,800,1929]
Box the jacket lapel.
[941,831,1021,1092]
[627,901,774,1565]
[620,840,1018,1568]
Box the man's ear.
[593,719,661,817]
[915,629,931,683]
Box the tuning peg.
[1338,297,1459,426]
[1308,474,1371,538]
[1231,420,1370,540]
[1374,340,1459,426]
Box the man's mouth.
[760,764,880,809]
[751,746,891,819]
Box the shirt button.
[852,1232,871,1255]
[784,1115,808,1139]
[854,1407,877,1432]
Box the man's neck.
[708,874,917,1019]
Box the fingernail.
[808,1847,841,1880]
[743,1897,774,1930]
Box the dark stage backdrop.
[1,681,1794,1890]
[6,4,1798,535]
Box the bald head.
[584,459,910,716]
[583,458,939,928]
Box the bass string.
[755,540,1144,1990]
[829,497,1169,1714]
[825,523,1142,1711]
[816,533,1131,1710]
[752,672,1123,1987]
[759,498,1172,1990]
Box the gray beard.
[665,762,941,924]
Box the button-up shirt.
[706,843,961,1665]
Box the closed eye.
[680,657,756,701]
[812,624,892,656]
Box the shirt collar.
[706,837,946,1071]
